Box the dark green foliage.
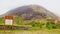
[46,21,52,29]
[46,21,57,29]
[26,21,43,28]
[52,25,57,29]
[24,21,43,28]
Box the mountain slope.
[0,5,59,23]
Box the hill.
[0,5,60,23]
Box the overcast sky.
[0,0,60,17]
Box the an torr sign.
[5,16,13,25]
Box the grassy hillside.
[0,17,60,34]
[0,16,60,30]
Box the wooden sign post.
[4,16,14,32]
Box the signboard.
[5,19,13,25]
[4,16,14,32]
[5,16,13,25]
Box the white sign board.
[5,19,13,25]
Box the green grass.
[0,18,60,34]
[0,19,4,25]
[0,29,60,34]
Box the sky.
[0,0,60,17]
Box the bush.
[46,21,57,29]
[56,23,60,29]
[17,18,24,25]
[24,21,43,28]
[30,21,43,28]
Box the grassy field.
[0,17,60,34]
[0,29,60,34]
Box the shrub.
[30,21,43,28]
[46,21,57,29]
[17,18,24,25]
[56,23,60,29]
